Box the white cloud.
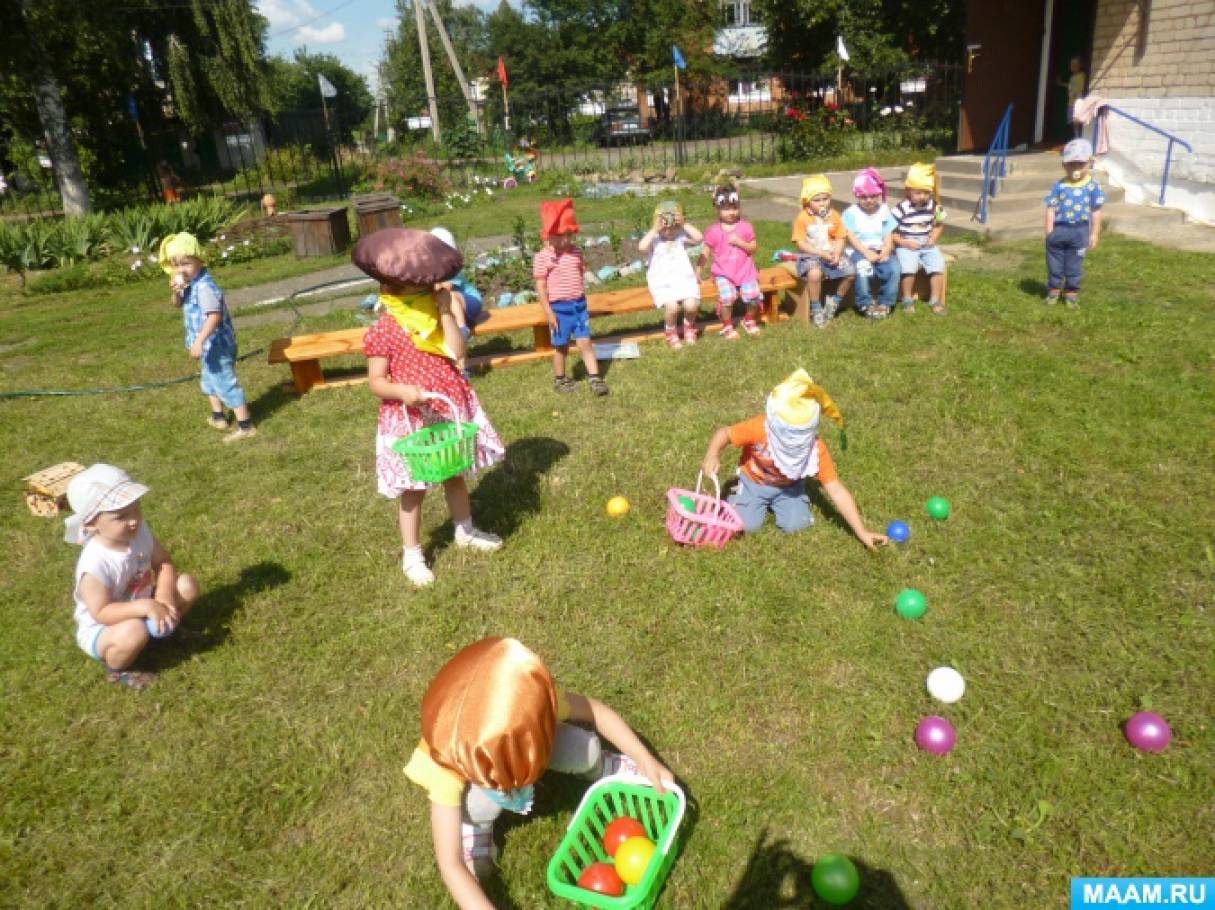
[297,22,347,43]
[376,17,399,30]
[257,0,318,31]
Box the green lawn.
[1,201,1212,909]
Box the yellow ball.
[614,835,655,885]
[606,496,630,517]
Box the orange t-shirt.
[791,209,845,255]
[728,415,838,488]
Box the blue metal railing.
[977,103,1013,224]
[1092,105,1193,205]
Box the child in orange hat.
[533,199,608,395]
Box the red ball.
[577,861,625,897]
[602,816,647,858]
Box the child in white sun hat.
[1044,137,1105,308]
[65,464,199,690]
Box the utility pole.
[424,0,484,136]
[381,28,395,143]
[413,0,441,144]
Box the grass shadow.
[425,436,571,559]
[722,829,912,909]
[142,560,291,671]
[245,379,297,425]
[1018,277,1048,298]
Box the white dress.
[645,231,702,307]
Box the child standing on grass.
[842,167,898,320]
[405,637,675,908]
[891,163,948,315]
[639,200,704,349]
[161,233,256,442]
[356,228,505,588]
[533,199,609,396]
[701,369,889,549]
[1044,138,1104,308]
[699,184,763,339]
[430,227,485,377]
[792,174,856,327]
[65,464,199,691]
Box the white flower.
[221,251,229,258]
[894,105,904,114]
[243,239,250,246]
[130,245,140,254]
[880,106,892,116]
[149,254,158,263]
[485,189,493,196]
[226,245,235,252]
[219,234,226,240]
[130,260,142,270]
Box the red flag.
[496,56,508,88]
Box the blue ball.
[886,520,911,543]
[145,617,175,639]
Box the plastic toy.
[614,836,656,886]
[915,716,956,755]
[895,588,927,620]
[503,148,538,188]
[391,394,479,483]
[578,862,625,897]
[925,496,951,520]
[144,617,175,639]
[811,853,860,905]
[886,520,910,543]
[603,816,647,857]
[666,472,744,549]
[547,775,686,909]
[676,494,696,513]
[926,667,965,704]
[606,496,631,518]
[1124,711,1171,752]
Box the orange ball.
[606,496,630,517]
[614,835,655,886]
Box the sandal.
[930,302,947,316]
[105,668,157,690]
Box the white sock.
[402,545,426,567]
[454,519,474,535]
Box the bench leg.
[762,290,780,324]
[533,324,553,353]
[290,359,325,394]
[791,282,810,323]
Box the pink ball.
[915,716,956,755]
[1124,711,1172,752]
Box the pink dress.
[363,314,504,496]
[702,220,759,287]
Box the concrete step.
[936,150,1064,179]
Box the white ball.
[926,667,965,704]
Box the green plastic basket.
[547,776,686,910]
[391,393,478,484]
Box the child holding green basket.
[405,637,674,909]
[355,228,505,587]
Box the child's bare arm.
[150,538,179,616]
[637,227,659,254]
[189,313,222,359]
[731,234,758,253]
[367,356,427,405]
[1089,208,1102,249]
[682,222,703,243]
[843,230,873,260]
[927,224,945,246]
[433,289,466,359]
[430,802,495,910]
[78,572,169,627]
[821,479,889,551]
[534,277,557,330]
[701,426,732,477]
[565,693,674,793]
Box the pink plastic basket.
[666,472,744,549]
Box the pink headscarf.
[852,167,885,200]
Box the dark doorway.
[958,0,1047,151]
[1046,0,1096,141]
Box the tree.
[267,51,375,142]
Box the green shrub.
[777,100,857,162]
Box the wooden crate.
[285,206,351,257]
[353,194,402,237]
[23,461,85,517]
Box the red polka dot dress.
[364,313,504,497]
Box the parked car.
[595,107,650,146]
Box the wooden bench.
[268,266,799,393]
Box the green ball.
[677,494,697,513]
[895,588,927,620]
[925,496,951,520]
[812,853,860,905]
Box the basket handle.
[694,470,721,502]
[422,391,460,421]
[587,775,687,856]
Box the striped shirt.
[532,245,585,302]
[891,198,944,240]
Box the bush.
[358,152,450,201]
[777,100,858,162]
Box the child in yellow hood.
[792,174,855,328]
[891,162,947,315]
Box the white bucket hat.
[1062,138,1093,163]
[64,464,149,544]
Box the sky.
[257,0,505,95]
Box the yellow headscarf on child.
[769,368,844,429]
[380,290,452,359]
[799,175,833,204]
[905,162,939,197]
[158,232,204,276]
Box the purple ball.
[1124,711,1172,752]
[144,617,175,639]
[915,716,957,755]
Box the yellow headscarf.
[769,368,843,429]
[799,175,833,204]
[380,290,451,359]
[905,162,939,197]
[158,232,204,276]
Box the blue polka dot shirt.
[1044,175,1106,224]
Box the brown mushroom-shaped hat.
[352,227,463,286]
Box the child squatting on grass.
[792,174,856,328]
[161,232,256,442]
[890,162,948,315]
[1044,138,1105,308]
[638,199,704,349]
[404,637,674,910]
[65,464,199,690]
[355,228,505,588]
[701,369,889,550]
[699,183,763,339]
[532,198,609,396]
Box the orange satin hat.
[540,198,580,240]
[420,637,559,790]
